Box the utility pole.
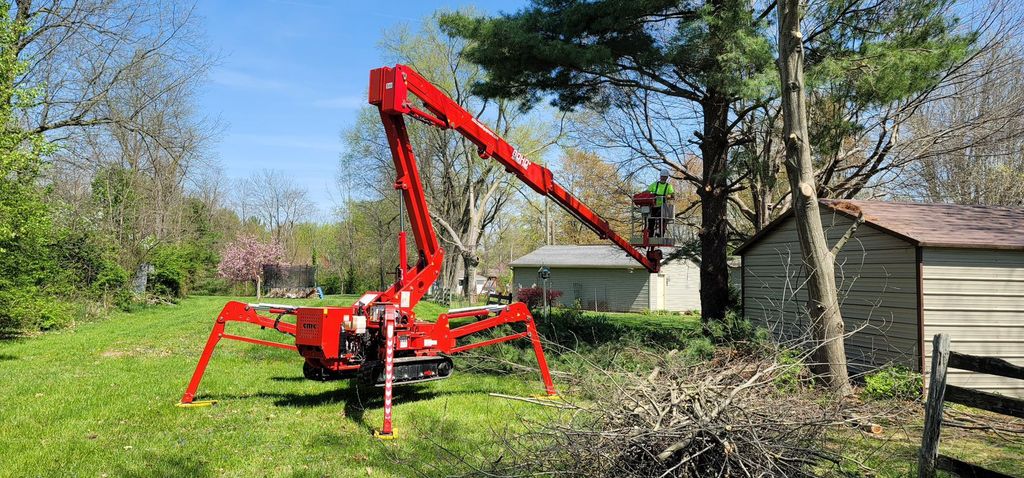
[544,197,553,245]
[538,266,551,319]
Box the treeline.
[0,0,229,332]
[0,1,325,332]
[0,1,365,334]
[5,1,1024,335]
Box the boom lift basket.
[630,192,677,247]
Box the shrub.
[863,366,922,400]
[682,336,715,362]
[0,287,73,332]
[319,273,342,295]
[149,242,219,298]
[191,276,236,296]
[515,286,563,310]
[149,246,189,297]
[92,259,129,294]
[112,289,142,312]
[343,265,361,294]
[773,349,808,392]
[704,311,766,345]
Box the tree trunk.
[751,178,774,233]
[698,93,733,326]
[462,250,479,303]
[777,0,852,395]
[256,276,262,300]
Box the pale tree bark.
[777,0,852,396]
[239,169,315,260]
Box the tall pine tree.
[443,0,976,327]
[443,0,774,324]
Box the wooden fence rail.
[918,333,1024,478]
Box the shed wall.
[512,266,650,312]
[921,248,1024,398]
[742,210,920,372]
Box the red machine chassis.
[180,300,554,437]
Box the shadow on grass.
[203,381,495,433]
[282,385,442,433]
[115,451,211,477]
[269,376,305,382]
[0,330,26,342]
[0,354,16,361]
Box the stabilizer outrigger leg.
[179,301,297,406]
[441,302,557,397]
[374,305,399,439]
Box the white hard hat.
[660,168,670,177]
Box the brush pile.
[492,348,848,477]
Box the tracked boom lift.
[178,64,670,438]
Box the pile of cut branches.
[488,348,849,477]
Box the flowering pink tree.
[218,234,284,299]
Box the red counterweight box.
[295,307,346,360]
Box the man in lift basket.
[645,168,674,237]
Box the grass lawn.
[828,412,1024,476]
[0,295,566,477]
[2,295,1017,477]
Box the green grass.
[4,296,1016,477]
[826,415,1024,477]
[0,295,557,477]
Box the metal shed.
[737,200,1024,397]
[510,245,701,313]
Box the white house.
[510,245,700,313]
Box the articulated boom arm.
[369,65,661,299]
[181,65,586,438]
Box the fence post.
[918,333,950,478]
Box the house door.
[651,274,667,311]
[659,274,667,311]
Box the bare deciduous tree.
[344,14,561,302]
[238,169,315,260]
[777,0,852,395]
[8,0,217,273]
[897,42,1024,206]
[12,0,210,137]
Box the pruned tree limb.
[830,212,865,257]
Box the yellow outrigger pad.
[373,429,398,440]
[175,400,218,408]
[529,394,563,401]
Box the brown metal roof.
[735,200,1024,254]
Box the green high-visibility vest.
[647,181,674,206]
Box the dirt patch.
[100,347,172,358]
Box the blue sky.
[195,0,526,218]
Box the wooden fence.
[918,333,1024,478]
[485,293,513,306]
[426,287,452,307]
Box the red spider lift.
[178,64,667,438]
